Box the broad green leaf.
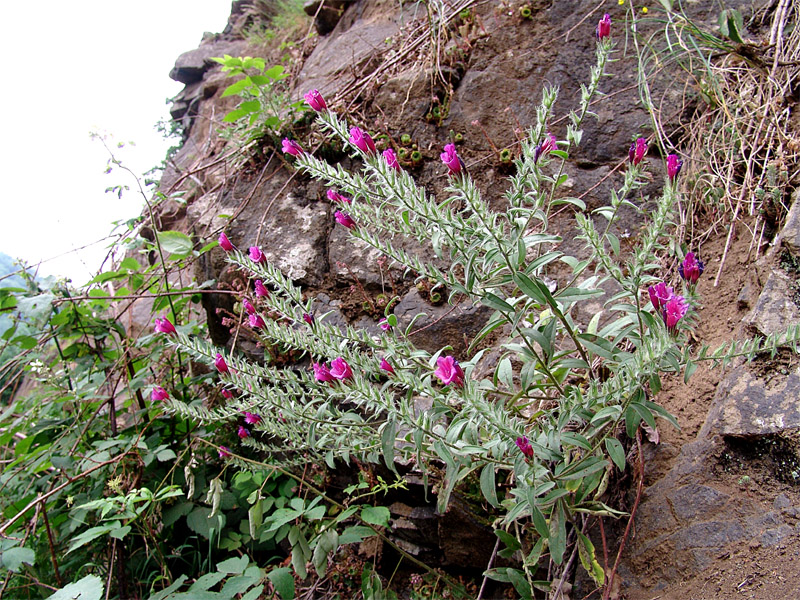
[268,567,295,600]
[156,230,193,256]
[46,575,103,600]
[216,554,249,574]
[507,568,533,600]
[2,547,35,571]
[360,505,390,527]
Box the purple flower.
[249,246,266,264]
[380,357,395,375]
[244,412,262,425]
[303,89,327,112]
[254,280,269,298]
[151,386,169,401]
[383,148,402,171]
[154,317,177,336]
[596,13,611,39]
[243,299,256,315]
[440,143,465,175]
[663,295,689,333]
[237,426,251,439]
[218,446,232,459]
[329,357,353,381]
[218,232,235,252]
[679,252,704,284]
[515,436,534,459]
[647,282,674,311]
[313,362,334,382]
[629,137,648,165]
[349,127,377,155]
[434,355,465,387]
[215,353,229,374]
[249,313,266,329]
[282,138,304,157]
[379,318,392,331]
[221,388,234,399]
[327,189,351,204]
[666,154,683,182]
[534,132,557,163]
[303,312,315,325]
[335,210,356,230]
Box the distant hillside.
[0,251,27,289]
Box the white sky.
[0,1,233,284]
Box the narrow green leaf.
[605,438,626,471]
[480,464,500,507]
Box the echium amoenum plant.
[158,14,799,595]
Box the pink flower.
[254,280,269,297]
[534,132,557,163]
[151,386,169,401]
[629,137,648,165]
[329,357,353,381]
[282,138,304,157]
[666,154,683,181]
[380,357,395,375]
[335,210,356,229]
[313,362,334,382]
[647,282,673,311]
[440,143,464,175]
[243,299,256,315]
[515,436,534,459]
[434,355,465,387]
[596,13,611,39]
[215,353,229,374]
[663,295,689,333]
[237,426,251,439]
[349,127,377,155]
[154,317,177,335]
[249,246,266,264]
[221,388,234,399]
[303,312,314,325]
[304,89,327,112]
[218,446,232,459]
[327,189,351,204]
[383,148,402,171]
[379,318,392,331]
[249,313,266,329]
[218,232,235,252]
[244,412,262,425]
[679,252,704,284]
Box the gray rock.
[169,40,249,84]
[742,268,800,337]
[303,0,349,35]
[779,191,800,255]
[668,484,730,522]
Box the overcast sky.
[0,1,232,283]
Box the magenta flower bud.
[248,313,266,329]
[329,357,353,381]
[440,143,465,175]
[218,232,235,252]
[666,154,683,181]
[313,362,334,382]
[434,355,465,387]
[380,357,395,375]
[151,386,169,401]
[243,299,256,315]
[327,189,351,204]
[678,252,704,284]
[596,13,611,39]
[281,138,304,157]
[244,412,262,425]
[534,132,557,163]
[515,436,534,459]
[379,318,391,331]
[154,317,177,335]
[349,127,377,155]
[254,280,269,298]
[647,282,674,311]
[663,295,689,333]
[303,312,314,325]
[221,388,234,399]
[303,89,327,112]
[383,148,402,171]
[215,353,229,374]
[629,137,648,165]
[249,246,266,264]
[335,210,356,230]
[237,425,251,439]
[218,446,232,459]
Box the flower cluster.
[647,281,689,333]
[433,356,465,387]
[679,252,704,284]
[313,357,354,382]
